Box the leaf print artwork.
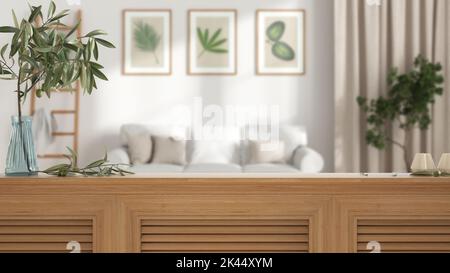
[265,21,295,61]
[134,21,161,64]
[197,27,228,59]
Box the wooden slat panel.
[141,219,309,253]
[142,234,309,243]
[358,226,450,234]
[142,220,308,226]
[357,219,450,253]
[0,243,92,251]
[357,242,450,251]
[142,226,308,234]
[0,226,92,234]
[358,220,450,226]
[358,234,450,242]
[0,219,93,253]
[0,220,92,226]
[142,243,308,251]
[0,234,92,243]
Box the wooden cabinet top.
[0,173,449,196]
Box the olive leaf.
[272,41,295,61]
[134,21,160,64]
[265,21,296,62]
[197,27,228,59]
[42,147,133,177]
[266,21,285,42]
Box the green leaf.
[12,10,19,28]
[21,55,39,68]
[49,9,70,22]
[89,62,104,69]
[34,47,52,53]
[207,48,228,54]
[85,29,107,37]
[210,38,227,48]
[43,164,71,173]
[47,1,56,19]
[197,28,206,47]
[93,41,99,60]
[133,21,160,52]
[209,28,222,45]
[66,147,78,168]
[91,67,108,81]
[197,27,228,58]
[95,38,115,48]
[271,41,295,61]
[65,21,80,39]
[85,159,106,169]
[0,44,8,60]
[0,26,18,33]
[266,21,285,42]
[28,6,42,23]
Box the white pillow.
[128,133,152,164]
[279,125,308,161]
[248,141,286,164]
[190,140,240,164]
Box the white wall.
[0,0,334,172]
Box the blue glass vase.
[5,116,39,176]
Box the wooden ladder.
[30,10,82,159]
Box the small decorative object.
[188,9,237,75]
[42,147,133,177]
[0,2,114,176]
[438,153,450,176]
[357,55,444,171]
[256,10,305,75]
[410,153,438,176]
[123,10,172,75]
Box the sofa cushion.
[243,164,300,173]
[151,136,187,165]
[128,133,152,164]
[248,141,286,164]
[241,125,308,164]
[184,164,242,173]
[130,164,184,173]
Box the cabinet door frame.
[335,196,450,252]
[0,195,114,252]
[118,195,332,253]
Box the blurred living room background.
[0,0,448,174]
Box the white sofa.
[108,124,324,173]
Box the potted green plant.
[0,2,115,176]
[357,55,444,171]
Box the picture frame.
[188,9,237,75]
[256,9,306,75]
[122,9,172,75]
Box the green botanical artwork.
[134,21,161,64]
[266,21,295,61]
[197,27,228,59]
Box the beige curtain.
[335,0,450,172]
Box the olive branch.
[42,147,134,177]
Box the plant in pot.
[357,55,444,172]
[0,2,115,176]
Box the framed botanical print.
[122,10,172,75]
[188,10,237,75]
[256,10,306,75]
